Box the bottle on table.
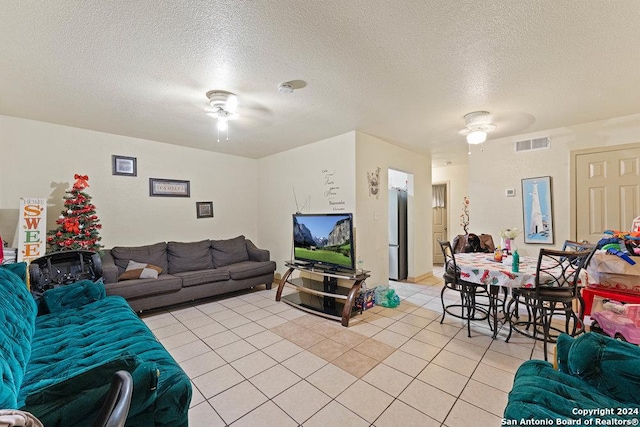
[512,250,520,273]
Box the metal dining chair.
[505,248,594,360]
[92,370,133,427]
[437,240,490,337]
[562,240,596,265]
[561,240,596,320]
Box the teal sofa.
[504,332,640,425]
[0,263,191,426]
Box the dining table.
[453,252,588,339]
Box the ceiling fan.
[458,111,497,146]
[205,90,240,142]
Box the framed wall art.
[112,155,137,176]
[196,201,214,218]
[149,178,190,197]
[521,176,554,244]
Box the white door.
[575,145,640,243]
[432,184,447,264]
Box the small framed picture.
[149,178,190,197]
[196,201,214,218]
[112,155,137,176]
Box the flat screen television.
[292,213,355,271]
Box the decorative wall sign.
[196,201,214,218]
[18,198,47,263]
[367,167,381,199]
[522,176,554,244]
[149,178,190,197]
[322,168,346,211]
[112,155,137,176]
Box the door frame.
[569,142,640,240]
[432,180,450,264]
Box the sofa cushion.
[104,275,182,299]
[564,332,640,405]
[173,269,230,287]
[119,260,163,280]
[23,357,158,427]
[21,296,191,425]
[223,261,276,280]
[167,240,214,274]
[211,236,249,268]
[0,263,37,409]
[43,279,106,313]
[111,242,168,275]
[505,359,627,422]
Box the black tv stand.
[276,261,370,326]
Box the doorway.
[389,169,410,281]
[432,183,447,264]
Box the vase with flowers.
[500,228,521,254]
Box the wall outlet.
[505,189,516,197]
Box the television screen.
[293,213,355,271]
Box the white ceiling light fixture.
[205,90,239,142]
[458,111,497,153]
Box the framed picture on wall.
[196,201,214,218]
[112,155,137,176]
[149,178,190,197]
[521,176,554,244]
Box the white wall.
[257,132,357,275]
[432,163,469,241]
[468,113,640,256]
[356,132,432,284]
[0,115,258,248]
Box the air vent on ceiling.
[514,137,550,152]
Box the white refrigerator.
[389,188,408,280]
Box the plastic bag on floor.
[374,285,400,308]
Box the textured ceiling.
[2,1,640,164]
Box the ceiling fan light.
[466,130,487,145]
[217,117,228,131]
[226,94,238,113]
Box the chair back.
[92,370,133,427]
[437,240,458,282]
[561,240,597,268]
[534,248,592,298]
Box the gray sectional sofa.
[101,236,276,312]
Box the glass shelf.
[280,292,348,322]
[287,277,350,299]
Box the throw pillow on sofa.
[167,240,214,274]
[42,279,106,313]
[211,235,249,268]
[119,260,163,280]
[111,242,168,275]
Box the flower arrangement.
[500,228,522,239]
[500,228,521,252]
[460,196,470,234]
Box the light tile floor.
[142,269,556,426]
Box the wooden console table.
[276,262,370,326]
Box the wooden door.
[432,184,447,264]
[575,145,640,243]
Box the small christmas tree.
[46,174,103,252]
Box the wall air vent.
[515,136,550,152]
